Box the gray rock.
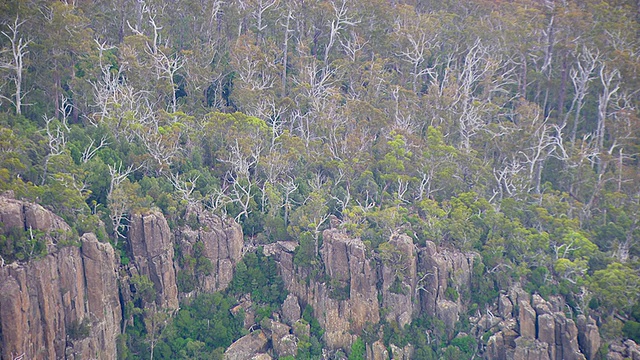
[224,331,269,360]
[499,293,513,318]
[577,315,600,360]
[514,337,550,360]
[519,299,536,339]
[537,313,556,360]
[128,211,178,310]
[281,294,301,324]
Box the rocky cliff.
[265,229,477,351]
[176,206,244,294]
[0,197,247,360]
[127,210,179,310]
[0,195,608,360]
[0,196,121,360]
[474,287,600,360]
[266,229,380,350]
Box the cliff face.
[417,240,476,336]
[266,230,603,359]
[176,206,244,293]
[128,211,179,310]
[0,197,121,360]
[475,287,599,360]
[0,195,604,359]
[267,229,477,351]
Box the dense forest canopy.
[1,0,640,357]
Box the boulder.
[224,331,269,360]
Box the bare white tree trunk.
[0,16,31,115]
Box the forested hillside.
[0,0,639,359]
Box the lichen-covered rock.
[537,313,556,360]
[128,211,178,310]
[0,195,72,250]
[390,343,414,360]
[554,313,585,360]
[487,331,510,360]
[436,299,459,337]
[514,337,550,360]
[251,354,272,360]
[370,340,389,360]
[499,293,513,318]
[264,320,296,358]
[483,289,593,360]
[268,229,378,350]
[624,340,640,360]
[417,240,476,333]
[224,330,268,360]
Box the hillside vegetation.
[0,0,639,358]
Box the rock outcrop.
[606,339,640,360]
[0,195,72,235]
[281,294,302,325]
[177,206,244,293]
[128,210,179,310]
[417,240,476,336]
[0,196,120,360]
[367,340,389,360]
[224,330,269,360]
[268,230,380,350]
[380,234,417,328]
[473,286,597,360]
[262,319,298,358]
[267,229,478,352]
[577,315,601,360]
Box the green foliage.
[623,321,640,343]
[130,274,156,305]
[348,338,365,360]
[450,335,476,358]
[154,292,244,359]
[0,0,638,351]
[67,318,91,340]
[591,263,640,315]
[0,226,47,262]
[229,251,287,306]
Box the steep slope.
[0,195,121,360]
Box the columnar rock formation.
[176,206,244,293]
[267,229,477,351]
[417,240,476,336]
[476,288,600,360]
[128,211,179,310]
[0,196,121,360]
